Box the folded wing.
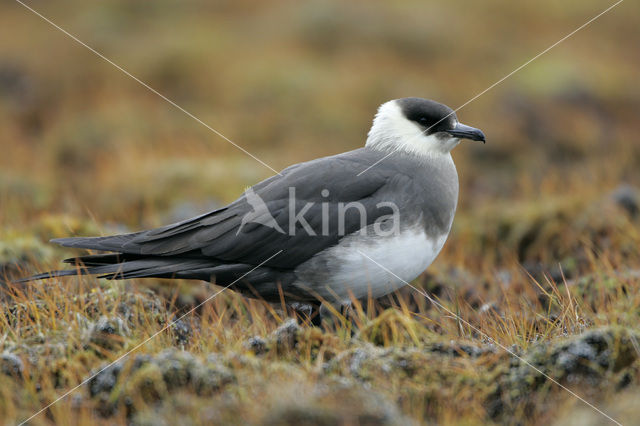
[26,148,409,284]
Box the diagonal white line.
[450,0,624,117]
[356,151,394,176]
[14,0,282,176]
[358,0,625,176]
[355,250,622,426]
[18,250,283,425]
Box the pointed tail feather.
[14,268,87,283]
[14,253,142,283]
[16,255,219,283]
[51,232,143,253]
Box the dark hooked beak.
[445,122,486,143]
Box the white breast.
[293,226,449,303]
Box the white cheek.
[404,133,455,156]
[365,102,460,157]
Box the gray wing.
[52,148,414,270]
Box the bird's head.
[365,97,485,157]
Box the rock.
[170,319,192,347]
[245,336,268,355]
[192,363,235,397]
[86,350,235,415]
[273,319,301,350]
[0,352,24,378]
[556,339,598,374]
[88,357,143,418]
[89,362,123,397]
[552,328,638,377]
[112,290,165,325]
[429,341,496,358]
[502,327,640,413]
[347,346,382,379]
[86,316,130,353]
[89,355,151,398]
[611,184,639,219]
[155,349,197,390]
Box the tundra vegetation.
[1,0,639,424]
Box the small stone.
[273,319,301,350]
[192,364,235,396]
[612,184,639,218]
[170,319,192,346]
[245,336,268,355]
[89,362,123,397]
[556,340,597,374]
[0,353,23,378]
[87,316,130,352]
[155,349,198,390]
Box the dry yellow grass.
[1,0,640,424]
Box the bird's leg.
[318,301,359,331]
[309,305,323,327]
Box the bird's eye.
[418,117,428,124]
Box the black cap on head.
[397,97,485,143]
[397,97,457,135]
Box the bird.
[20,97,485,321]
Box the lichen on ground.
[1,259,640,425]
[1,1,640,423]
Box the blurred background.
[1,2,640,423]
[0,0,639,275]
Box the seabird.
[21,97,485,319]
